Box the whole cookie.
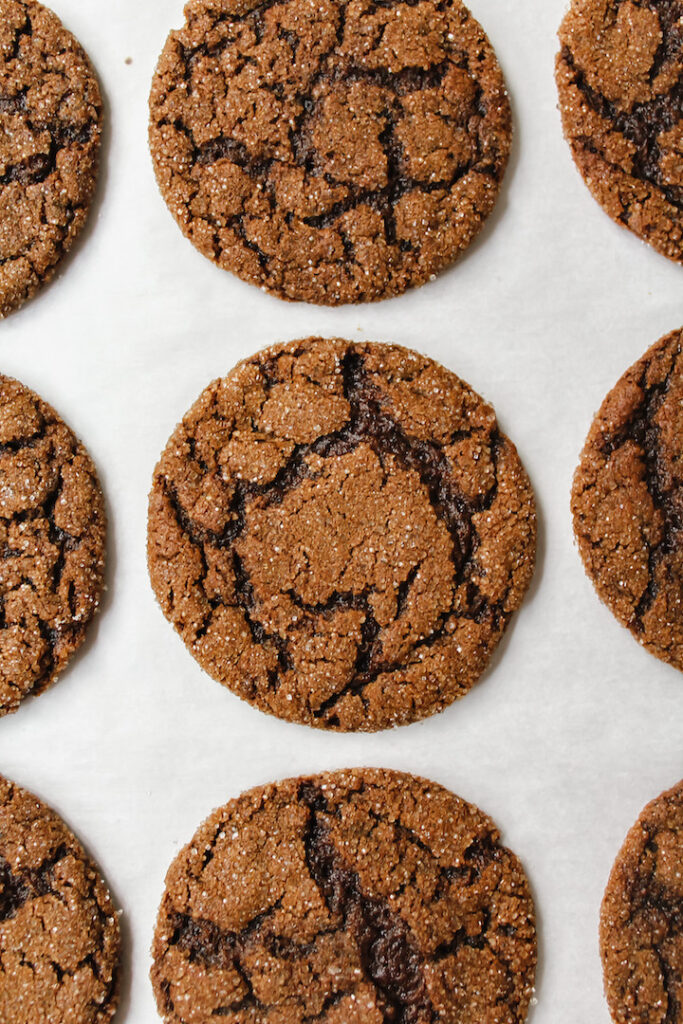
[0,0,102,318]
[0,775,120,1024]
[151,768,537,1024]
[0,375,106,717]
[149,0,512,305]
[572,328,683,670]
[601,779,683,1024]
[556,0,683,263]
[147,338,536,731]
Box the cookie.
[0,774,120,1024]
[147,337,536,731]
[0,375,106,717]
[151,767,537,1024]
[148,0,512,305]
[572,328,683,671]
[0,0,103,318]
[601,779,683,1024]
[556,0,683,263]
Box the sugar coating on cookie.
[572,328,683,671]
[0,0,103,317]
[0,375,106,717]
[601,779,683,1024]
[147,337,536,732]
[151,767,537,1024]
[148,0,512,305]
[556,0,683,263]
[0,775,120,1024]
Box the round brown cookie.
[556,0,683,263]
[572,328,683,670]
[147,338,536,732]
[148,0,512,305]
[151,767,537,1024]
[601,779,683,1024]
[0,0,102,318]
[0,375,106,717]
[0,774,120,1024]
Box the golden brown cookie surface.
[0,0,102,317]
[572,328,683,671]
[151,768,537,1024]
[0,375,106,717]
[556,0,683,263]
[0,775,120,1024]
[149,0,512,304]
[147,337,536,731]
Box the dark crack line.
[166,21,494,250]
[562,31,683,211]
[620,851,683,1024]
[0,843,70,922]
[158,785,530,1023]
[0,432,90,702]
[300,783,435,1024]
[168,349,504,717]
[597,345,681,629]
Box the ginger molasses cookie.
[0,375,106,717]
[601,779,683,1024]
[0,1,103,317]
[556,0,683,263]
[148,338,536,732]
[0,774,120,1024]
[572,328,683,670]
[149,0,512,305]
[151,767,537,1024]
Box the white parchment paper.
[0,0,682,1020]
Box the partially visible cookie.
[0,375,106,717]
[149,0,512,305]
[572,328,683,670]
[151,767,537,1024]
[0,774,120,1024]
[0,0,103,317]
[147,337,536,732]
[556,0,683,263]
[601,779,683,1024]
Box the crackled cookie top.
[148,0,512,305]
[151,768,537,1024]
[556,0,683,263]
[601,780,683,1024]
[0,375,106,717]
[147,338,536,732]
[0,775,120,1024]
[0,0,102,317]
[572,328,683,670]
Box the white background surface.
[0,0,682,1020]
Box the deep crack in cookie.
[601,779,683,1024]
[572,327,683,671]
[0,0,103,317]
[150,768,537,1024]
[0,774,120,1024]
[556,0,683,263]
[149,0,512,304]
[147,337,536,732]
[0,374,106,717]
